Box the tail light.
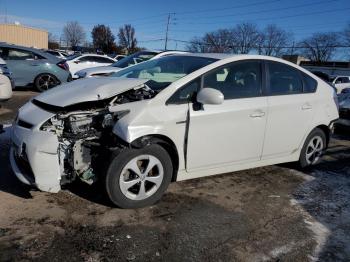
[57,61,69,71]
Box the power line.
[168,38,350,49]
[174,0,281,15]
[177,7,350,25]
[176,0,338,22]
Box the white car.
[0,58,13,101]
[45,50,68,59]
[66,54,116,78]
[10,54,338,208]
[331,75,350,94]
[75,50,187,79]
[337,92,350,127]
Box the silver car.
[0,43,71,92]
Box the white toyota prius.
[10,54,339,208]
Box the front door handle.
[249,110,265,118]
[302,103,312,110]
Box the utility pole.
[164,14,171,50]
[164,13,175,50]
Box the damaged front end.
[11,83,157,192]
[41,106,132,185]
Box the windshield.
[112,51,158,68]
[111,55,218,91]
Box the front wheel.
[299,128,327,168]
[105,144,173,208]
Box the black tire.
[105,144,173,208]
[34,73,59,92]
[299,128,327,168]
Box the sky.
[0,0,349,55]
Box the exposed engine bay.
[39,85,157,186]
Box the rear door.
[262,61,316,159]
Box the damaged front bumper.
[10,118,62,193]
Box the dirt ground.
[1,91,350,262]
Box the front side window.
[167,79,200,104]
[94,57,115,63]
[112,55,217,92]
[267,61,303,95]
[7,49,34,60]
[79,56,95,62]
[203,60,262,99]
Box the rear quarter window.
[302,73,318,93]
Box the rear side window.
[302,73,318,93]
[267,61,303,95]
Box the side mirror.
[74,60,81,64]
[196,88,224,105]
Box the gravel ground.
[0,91,350,262]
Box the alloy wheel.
[119,154,164,200]
[305,136,324,165]
[37,74,58,91]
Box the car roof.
[169,53,234,60]
[0,43,61,62]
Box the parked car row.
[74,50,187,79]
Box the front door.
[186,60,268,171]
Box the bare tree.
[258,24,292,57]
[118,24,138,54]
[186,37,207,52]
[63,21,86,47]
[187,29,234,53]
[231,22,260,54]
[48,32,59,49]
[91,24,115,53]
[299,32,339,62]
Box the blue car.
[0,43,71,92]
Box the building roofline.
[0,23,48,33]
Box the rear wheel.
[105,144,173,208]
[34,73,59,92]
[299,128,327,168]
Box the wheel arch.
[315,124,331,148]
[130,134,179,182]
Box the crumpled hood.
[76,65,122,77]
[34,77,148,107]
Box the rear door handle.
[302,103,312,110]
[249,110,265,118]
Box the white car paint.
[66,54,116,78]
[0,58,13,101]
[75,50,187,79]
[10,54,338,195]
[332,76,350,94]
